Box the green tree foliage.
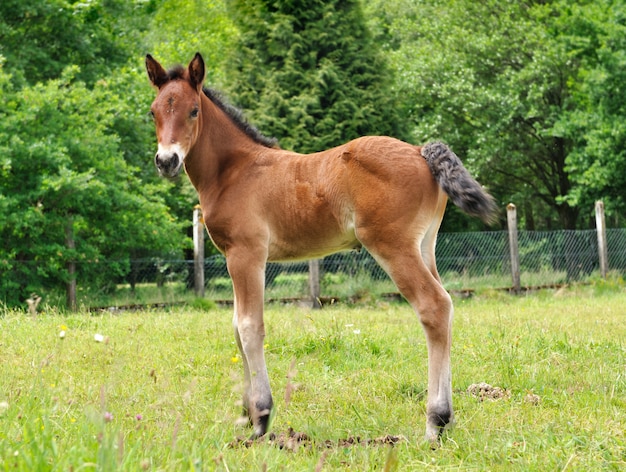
[0,0,158,87]
[368,0,626,230]
[226,0,405,153]
[555,1,626,223]
[144,0,235,87]
[0,64,183,306]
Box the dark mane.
[165,65,187,81]
[162,64,278,149]
[203,88,279,149]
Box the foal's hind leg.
[364,236,454,443]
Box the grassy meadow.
[1,282,625,470]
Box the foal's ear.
[145,54,168,89]
[188,53,205,91]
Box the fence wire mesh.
[7,229,626,308]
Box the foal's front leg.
[228,253,273,438]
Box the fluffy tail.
[421,142,498,224]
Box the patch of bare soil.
[229,427,407,452]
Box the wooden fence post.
[65,216,77,311]
[193,205,205,297]
[507,203,521,294]
[595,200,608,279]
[308,259,322,309]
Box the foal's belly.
[267,227,359,262]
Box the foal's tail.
[421,142,498,224]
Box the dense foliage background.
[1,0,625,306]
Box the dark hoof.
[426,408,454,445]
[252,411,271,438]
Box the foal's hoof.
[244,404,272,440]
[425,429,442,449]
[252,410,272,438]
[425,425,441,447]
[425,410,454,446]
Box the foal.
[146,53,497,443]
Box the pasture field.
[1,283,625,470]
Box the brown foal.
[146,53,497,443]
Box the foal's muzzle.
[154,151,182,178]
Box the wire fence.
[32,227,623,309]
[212,228,621,298]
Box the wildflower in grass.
[59,324,67,339]
[104,411,113,423]
[136,414,143,421]
[94,333,105,343]
[231,355,239,363]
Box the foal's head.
[146,53,205,178]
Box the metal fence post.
[595,200,608,278]
[193,205,205,297]
[507,203,521,293]
[308,259,322,309]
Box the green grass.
[43,282,197,309]
[1,283,626,470]
[440,269,570,291]
[42,267,593,310]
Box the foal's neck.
[185,93,264,191]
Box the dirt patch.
[229,427,407,451]
[467,382,511,401]
[329,434,406,449]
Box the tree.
[0,64,183,306]
[0,0,157,87]
[144,0,235,88]
[555,0,626,225]
[226,0,406,154]
[367,0,626,230]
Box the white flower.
[94,333,105,343]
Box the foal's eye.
[190,107,199,119]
